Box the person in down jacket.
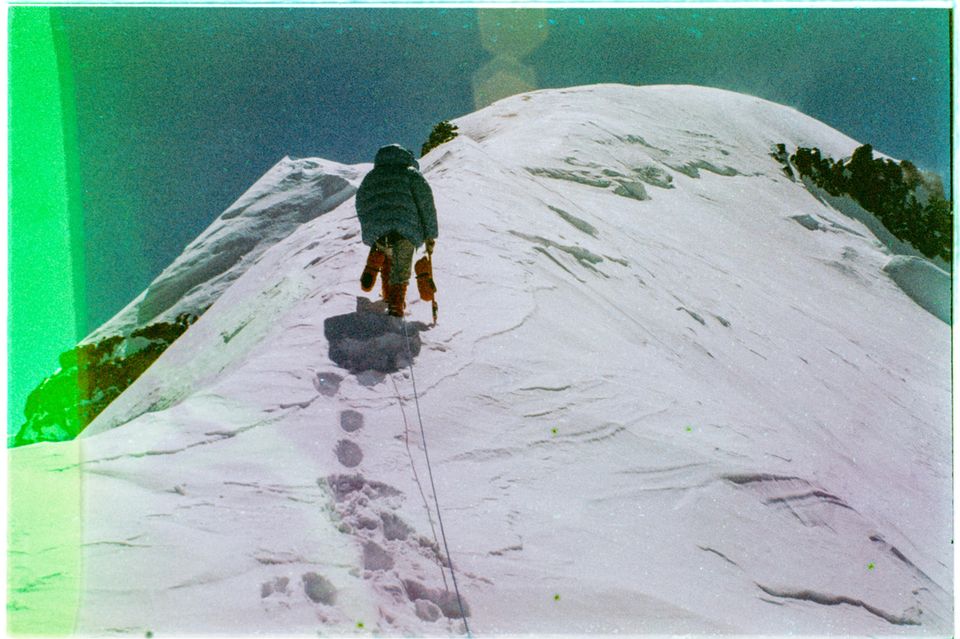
[356,144,438,317]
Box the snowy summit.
[9,84,952,636]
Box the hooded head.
[374,144,419,170]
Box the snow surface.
[9,84,952,636]
[882,256,951,324]
[83,156,369,343]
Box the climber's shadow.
[324,297,429,376]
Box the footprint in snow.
[340,410,364,432]
[313,371,343,396]
[301,572,337,605]
[335,439,363,468]
[362,540,395,571]
[260,576,289,599]
[403,579,471,619]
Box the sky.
[55,6,952,334]
[7,5,953,433]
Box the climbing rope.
[390,374,448,591]
[400,318,472,637]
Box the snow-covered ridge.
[84,156,370,344]
[450,83,949,321]
[455,83,863,184]
[11,84,951,636]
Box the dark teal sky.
[57,7,951,334]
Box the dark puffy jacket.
[356,144,438,247]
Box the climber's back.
[356,144,438,249]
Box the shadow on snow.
[324,297,429,377]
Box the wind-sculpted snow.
[754,584,920,626]
[787,173,950,323]
[882,256,951,323]
[9,85,951,636]
[86,156,368,343]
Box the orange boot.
[360,249,386,292]
[386,282,408,318]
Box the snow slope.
[9,84,951,636]
[83,156,368,343]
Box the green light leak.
[7,6,84,634]
[8,7,86,438]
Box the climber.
[356,143,438,318]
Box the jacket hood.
[374,144,418,169]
